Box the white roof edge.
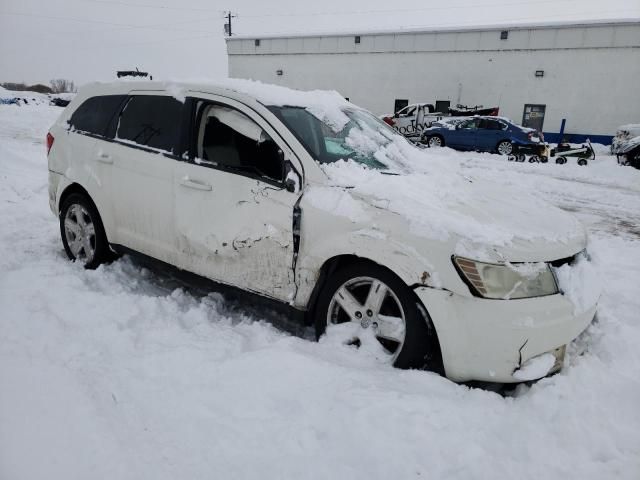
[226,17,640,41]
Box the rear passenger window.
[116,96,182,153]
[68,95,126,137]
[480,119,504,130]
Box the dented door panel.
[173,163,298,301]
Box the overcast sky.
[1,0,638,86]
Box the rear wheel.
[556,156,567,165]
[427,135,444,148]
[314,262,442,371]
[496,140,513,155]
[577,158,588,166]
[60,193,110,269]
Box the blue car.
[421,116,544,156]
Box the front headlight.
[453,256,559,299]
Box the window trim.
[184,96,291,189]
[67,94,129,139]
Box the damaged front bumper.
[414,287,596,383]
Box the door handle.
[97,152,113,164]
[179,176,212,191]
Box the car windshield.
[269,106,401,170]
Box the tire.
[427,135,444,148]
[516,154,526,162]
[59,193,110,269]
[556,156,567,165]
[496,140,513,155]
[577,158,588,166]
[314,262,443,372]
[529,155,540,163]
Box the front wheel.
[427,135,444,148]
[496,140,513,155]
[314,262,442,371]
[60,193,110,269]
[556,156,567,165]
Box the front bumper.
[415,287,596,383]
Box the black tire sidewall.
[59,193,109,269]
[314,262,443,372]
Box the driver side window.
[193,101,284,182]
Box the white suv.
[47,80,597,382]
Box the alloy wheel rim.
[429,137,442,147]
[498,142,513,155]
[64,204,96,262]
[327,276,406,362]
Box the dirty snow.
[2,103,640,479]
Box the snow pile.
[319,158,584,249]
[554,252,602,315]
[513,353,556,381]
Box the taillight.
[46,132,54,155]
[383,116,396,126]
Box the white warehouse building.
[226,19,640,144]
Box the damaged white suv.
[47,80,598,382]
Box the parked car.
[47,81,596,383]
[611,124,640,154]
[422,116,546,156]
[615,136,640,168]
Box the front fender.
[292,191,464,308]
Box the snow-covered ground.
[1,104,639,479]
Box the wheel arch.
[58,183,93,215]
[58,183,113,246]
[305,253,445,374]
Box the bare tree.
[49,79,76,94]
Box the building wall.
[227,22,640,143]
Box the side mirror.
[284,159,301,193]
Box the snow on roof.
[227,17,639,41]
[166,78,353,130]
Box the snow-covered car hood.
[314,161,586,263]
[618,135,640,154]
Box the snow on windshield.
[287,107,584,248]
